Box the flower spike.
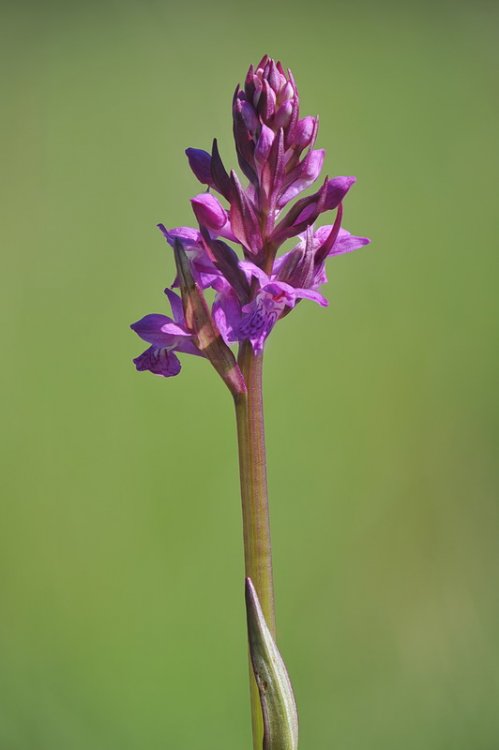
[133,56,369,378]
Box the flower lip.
[133,346,182,377]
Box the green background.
[2,1,498,747]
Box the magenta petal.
[164,288,185,325]
[158,224,222,290]
[239,260,270,287]
[255,124,275,171]
[212,287,242,345]
[314,225,370,256]
[259,79,276,120]
[324,176,356,211]
[271,178,328,242]
[259,281,296,306]
[273,100,293,130]
[237,289,287,353]
[294,287,329,306]
[241,101,259,132]
[131,314,189,347]
[159,320,191,337]
[328,228,371,256]
[294,116,318,149]
[313,225,335,245]
[160,224,201,248]
[191,193,228,231]
[133,347,181,377]
[278,149,325,207]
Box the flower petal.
[191,193,228,232]
[164,288,185,325]
[294,287,329,306]
[313,225,370,256]
[293,116,318,150]
[254,124,275,171]
[162,224,202,247]
[324,176,356,211]
[133,346,181,377]
[212,287,242,345]
[278,149,325,207]
[131,314,189,347]
[237,285,291,353]
[328,228,371,256]
[158,224,222,290]
[239,261,270,287]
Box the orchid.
[213,261,329,354]
[131,56,369,750]
[132,55,369,375]
[131,288,202,377]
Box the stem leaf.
[245,578,299,750]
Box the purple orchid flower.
[213,261,328,354]
[275,220,371,290]
[131,288,202,377]
[131,57,370,750]
[157,224,224,290]
[132,56,370,378]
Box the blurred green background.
[1,0,498,747]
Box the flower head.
[132,56,370,386]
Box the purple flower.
[190,193,237,242]
[132,56,370,382]
[131,289,202,378]
[275,218,370,291]
[214,261,328,354]
[158,224,223,290]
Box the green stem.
[234,340,276,750]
